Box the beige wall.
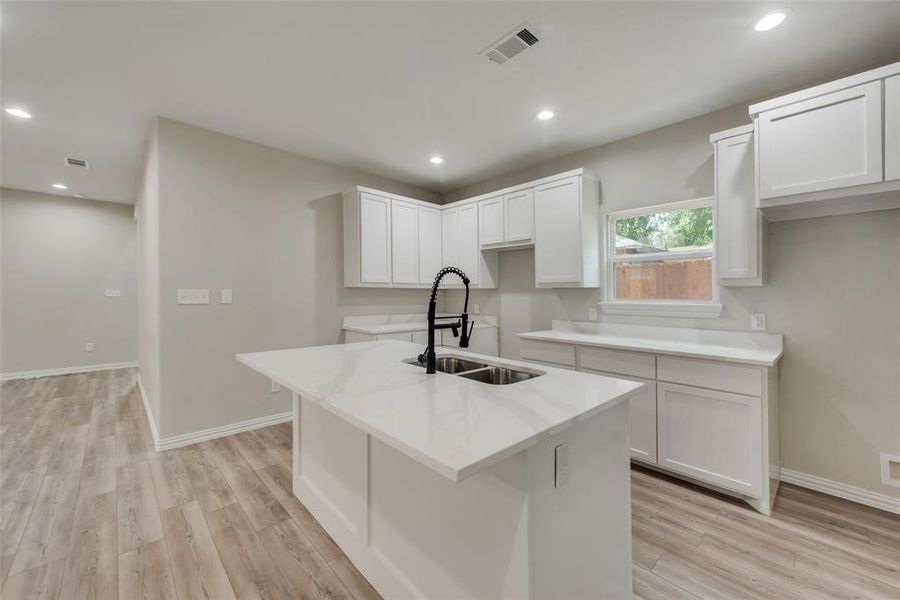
[444,104,900,498]
[136,126,161,424]
[147,118,441,439]
[1,187,137,374]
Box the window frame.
[600,196,723,318]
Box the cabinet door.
[715,131,760,282]
[459,204,480,284]
[391,200,418,285]
[657,382,762,497]
[359,193,391,284]
[534,176,582,285]
[478,196,504,246]
[418,206,442,284]
[585,370,657,463]
[757,81,883,199]
[504,189,534,242]
[441,208,460,269]
[886,75,900,182]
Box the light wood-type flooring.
[1,369,898,599]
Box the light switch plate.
[177,288,210,305]
[85,342,95,352]
[554,443,569,488]
[750,313,767,331]
[221,289,233,305]
[105,288,122,298]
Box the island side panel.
[368,439,530,599]
[527,398,632,600]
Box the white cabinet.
[417,206,442,284]
[756,81,883,200]
[711,125,764,286]
[391,199,419,285]
[886,74,900,182]
[478,190,533,248]
[343,191,392,286]
[441,204,498,289]
[533,174,600,287]
[478,196,505,246]
[504,189,534,243]
[441,208,460,269]
[749,62,900,220]
[657,382,762,497]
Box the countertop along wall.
[443,103,900,499]
[1,188,137,375]
[146,118,443,441]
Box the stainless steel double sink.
[404,355,544,385]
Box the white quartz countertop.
[237,341,642,482]
[342,313,497,335]
[520,323,783,366]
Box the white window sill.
[600,301,723,319]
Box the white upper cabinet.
[441,208,460,269]
[749,61,900,221]
[886,74,900,182]
[533,173,600,288]
[417,206,442,284]
[391,199,419,285]
[504,189,534,243]
[478,196,504,246]
[756,81,883,200]
[343,191,391,286]
[711,125,764,286]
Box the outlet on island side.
[554,442,570,489]
[750,313,767,331]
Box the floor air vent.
[482,23,539,65]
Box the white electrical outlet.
[221,289,233,304]
[554,443,570,488]
[105,288,122,298]
[473,303,481,314]
[588,307,599,321]
[750,313,767,331]
[881,453,900,488]
[85,342,95,352]
[270,380,281,394]
[177,288,209,305]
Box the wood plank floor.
[1,369,898,599]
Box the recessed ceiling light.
[5,107,32,119]
[52,183,68,190]
[73,193,85,198]
[536,110,555,121]
[754,12,786,32]
[430,155,444,165]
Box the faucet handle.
[450,324,459,338]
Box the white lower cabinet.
[657,382,761,497]
[519,337,779,514]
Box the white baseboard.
[136,374,161,448]
[0,361,139,381]
[155,411,292,452]
[780,468,900,515]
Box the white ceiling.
[2,1,900,205]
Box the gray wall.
[444,104,900,499]
[144,118,441,439]
[1,187,137,374]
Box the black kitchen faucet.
[418,267,473,374]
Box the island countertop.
[237,340,643,482]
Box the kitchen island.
[237,340,643,599]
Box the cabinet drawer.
[519,339,576,367]
[657,382,762,497]
[578,346,655,379]
[657,356,761,396]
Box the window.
[601,197,722,318]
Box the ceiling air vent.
[482,23,539,65]
[65,157,90,170]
